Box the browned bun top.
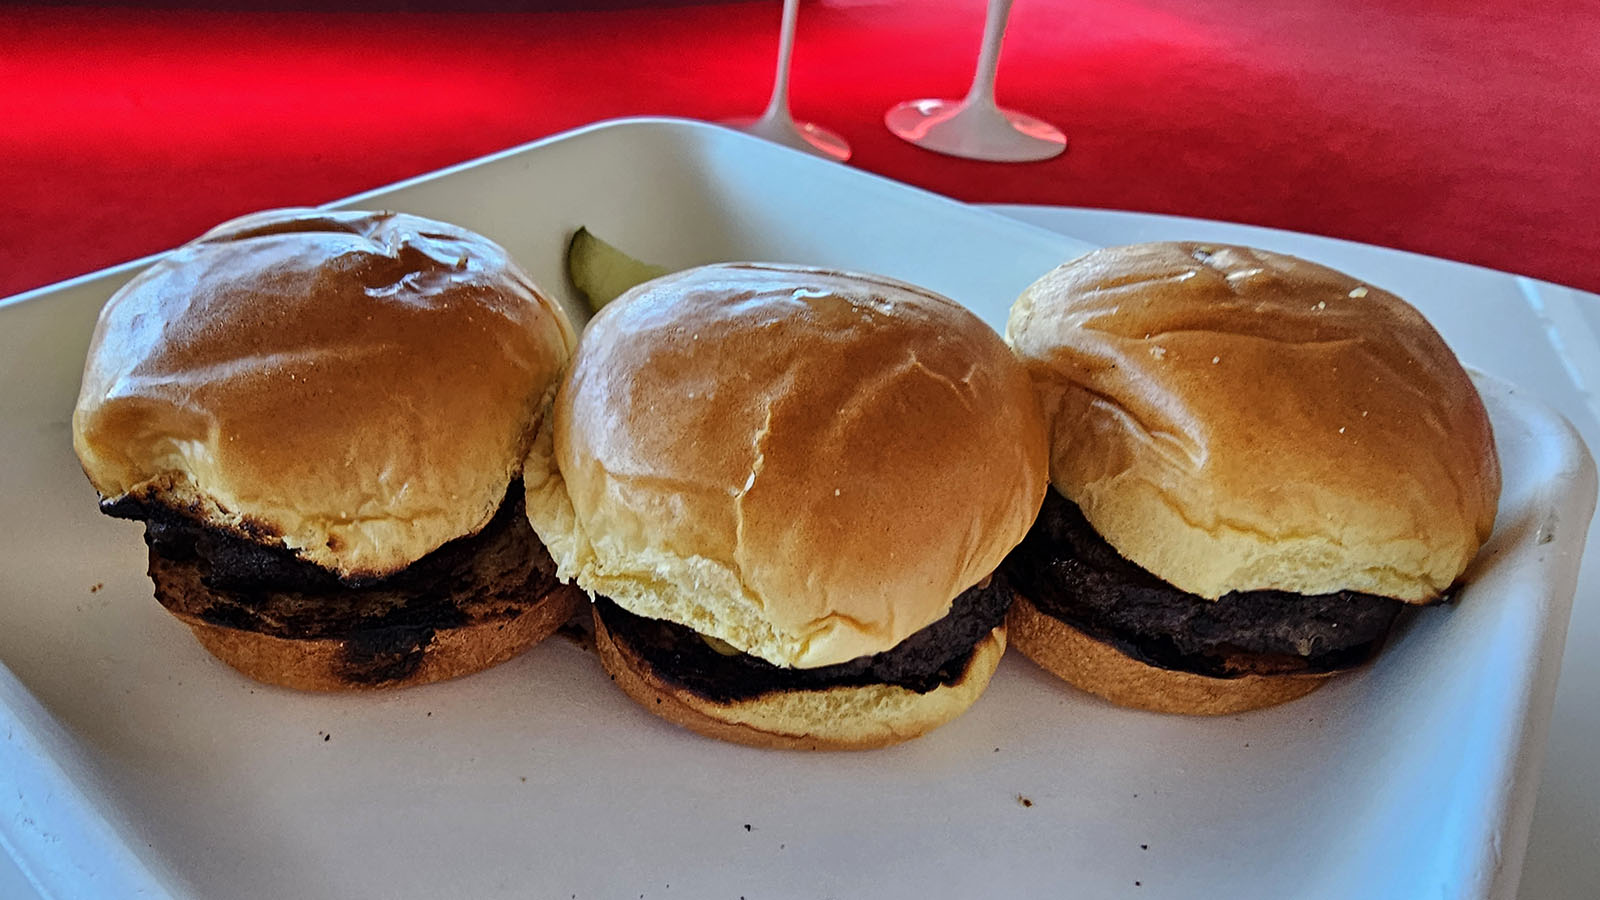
[73,208,576,579]
[526,263,1049,668]
[1007,242,1500,602]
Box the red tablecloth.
[3,0,1595,297]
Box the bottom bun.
[172,584,586,692]
[594,609,1006,750]
[1007,595,1329,715]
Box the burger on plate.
[73,208,585,690]
[1002,242,1500,715]
[525,263,1049,749]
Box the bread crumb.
[89,583,103,593]
[1017,794,1033,808]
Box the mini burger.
[525,263,1048,749]
[1002,242,1500,715]
[73,208,585,690]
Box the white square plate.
[1,119,1593,900]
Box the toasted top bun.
[74,208,576,579]
[1007,242,1499,602]
[526,263,1048,668]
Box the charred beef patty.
[105,479,563,641]
[595,574,1013,703]
[1003,491,1408,678]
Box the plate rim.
[1,116,1593,900]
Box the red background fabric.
[3,0,1596,297]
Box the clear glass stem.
[761,0,801,121]
[964,0,1014,107]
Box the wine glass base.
[885,98,1066,162]
[725,115,852,162]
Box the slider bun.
[1007,242,1500,602]
[174,583,586,692]
[527,263,1048,668]
[594,609,1007,750]
[73,208,576,579]
[1007,595,1327,715]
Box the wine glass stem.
[762,0,801,120]
[964,0,1014,106]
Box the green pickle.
[698,633,743,657]
[565,227,672,313]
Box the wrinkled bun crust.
[528,263,1048,668]
[1007,243,1499,602]
[174,584,585,691]
[594,608,1006,749]
[74,208,576,579]
[1007,595,1327,715]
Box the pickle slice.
[565,227,672,313]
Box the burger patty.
[105,480,565,682]
[1003,491,1408,678]
[594,574,1013,703]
